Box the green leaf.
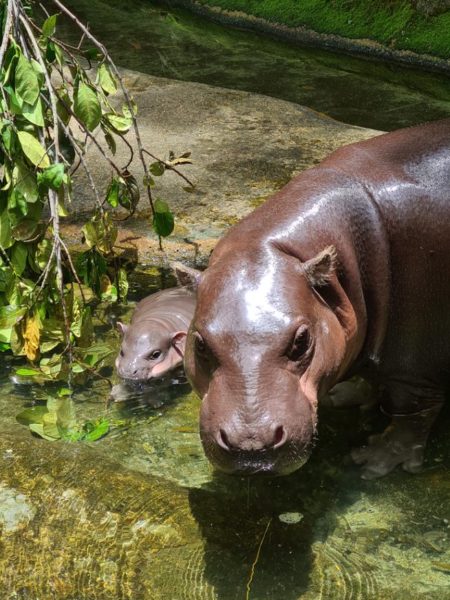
[74,82,101,132]
[76,249,107,296]
[0,205,12,249]
[106,178,120,207]
[104,113,132,133]
[42,14,58,37]
[104,129,116,155]
[98,63,117,95]
[9,189,28,217]
[57,387,73,397]
[22,97,45,127]
[17,131,50,168]
[0,306,26,329]
[29,423,59,441]
[15,53,40,106]
[83,48,102,61]
[2,46,18,86]
[152,199,174,237]
[13,160,38,203]
[118,268,129,301]
[38,163,65,190]
[11,242,28,276]
[83,418,109,441]
[15,367,43,377]
[149,161,165,177]
[56,89,72,125]
[16,405,48,426]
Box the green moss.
[195,0,450,58]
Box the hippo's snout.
[201,416,312,476]
[216,423,288,453]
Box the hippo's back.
[132,288,195,330]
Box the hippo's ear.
[171,331,187,357]
[116,321,129,336]
[303,246,337,287]
[171,262,202,291]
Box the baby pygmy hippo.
[115,287,195,382]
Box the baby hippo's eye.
[150,350,162,360]
[289,325,310,362]
[120,350,124,357]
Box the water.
[1,267,449,598]
[50,0,450,131]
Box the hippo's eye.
[289,325,310,362]
[194,332,207,356]
[120,350,124,357]
[150,350,162,360]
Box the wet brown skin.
[180,119,450,479]
[116,288,195,382]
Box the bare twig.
[0,0,13,67]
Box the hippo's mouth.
[202,440,313,476]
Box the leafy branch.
[0,0,193,380]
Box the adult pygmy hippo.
[115,287,195,381]
[177,119,450,479]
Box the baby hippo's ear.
[171,262,202,291]
[116,322,129,336]
[171,331,187,357]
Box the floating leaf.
[83,418,109,441]
[152,199,174,237]
[17,131,50,168]
[16,405,48,426]
[74,82,101,132]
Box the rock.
[65,70,381,266]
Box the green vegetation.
[194,0,450,58]
[0,0,192,381]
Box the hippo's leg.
[324,377,377,410]
[351,381,444,479]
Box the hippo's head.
[176,246,360,476]
[115,323,186,382]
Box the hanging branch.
[0,0,193,380]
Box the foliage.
[0,0,193,380]
[194,0,450,57]
[16,387,111,441]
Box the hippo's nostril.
[273,425,287,449]
[218,428,231,451]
